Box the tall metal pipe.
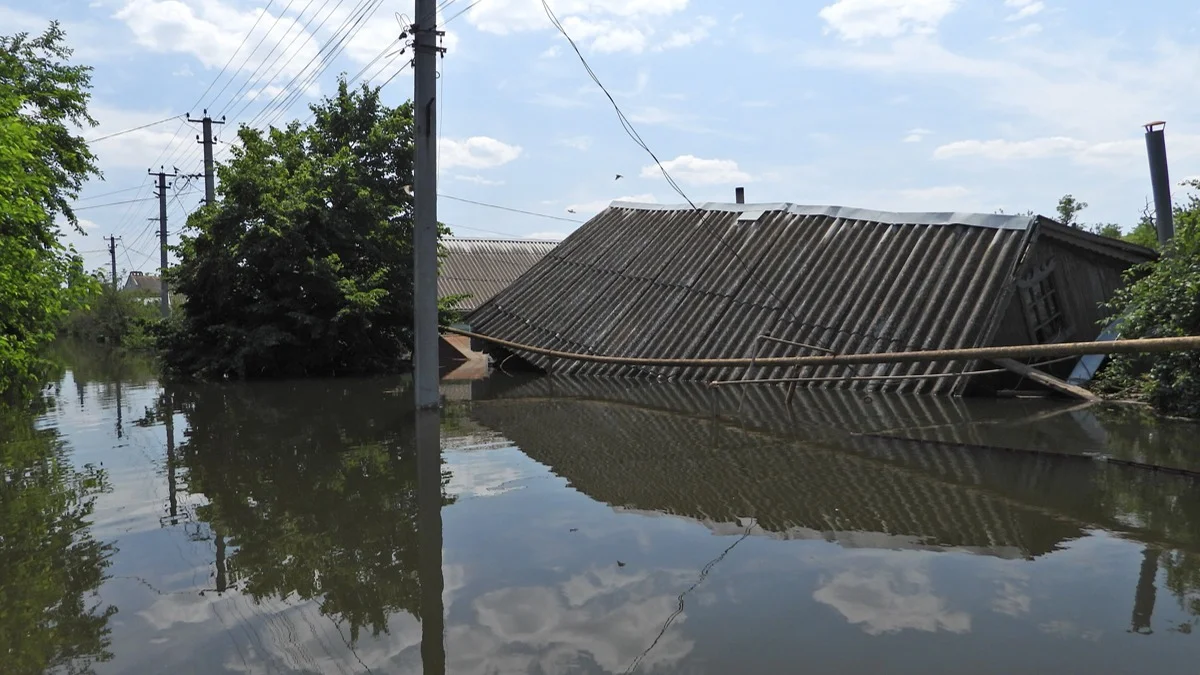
[735,187,745,204]
[1144,121,1174,245]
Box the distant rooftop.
[439,237,558,312]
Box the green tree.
[61,271,161,349]
[1124,201,1160,250]
[1,23,100,401]
[1097,180,1200,416]
[160,78,453,379]
[1056,193,1088,228]
[0,405,116,674]
[1092,223,1123,239]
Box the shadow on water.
[0,404,116,674]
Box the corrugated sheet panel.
[468,203,1038,393]
[439,238,558,312]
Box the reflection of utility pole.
[416,409,445,675]
[164,391,178,525]
[215,531,227,594]
[1130,546,1160,634]
[114,379,123,439]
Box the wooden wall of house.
[991,239,1131,348]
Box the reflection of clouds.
[444,446,536,498]
[1039,619,1103,642]
[447,567,695,674]
[813,561,971,636]
[991,580,1032,617]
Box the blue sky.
[5,0,1200,277]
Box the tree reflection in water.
[0,405,116,675]
[173,379,453,643]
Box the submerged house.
[122,271,165,306]
[437,237,558,370]
[466,201,1155,394]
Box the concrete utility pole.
[105,235,120,289]
[412,0,446,410]
[149,166,178,318]
[188,110,225,204]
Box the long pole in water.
[412,0,441,409]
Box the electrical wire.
[209,0,306,114]
[540,0,694,208]
[217,0,337,117]
[439,194,584,223]
[251,0,386,130]
[86,115,184,143]
[72,197,158,211]
[195,0,278,110]
[73,184,146,201]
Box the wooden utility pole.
[188,110,224,204]
[105,235,120,289]
[149,166,177,318]
[412,0,445,410]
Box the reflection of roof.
[468,376,1200,556]
[470,396,1083,558]
[439,238,558,312]
[123,271,163,294]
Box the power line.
[440,194,584,223]
[251,0,386,131]
[74,184,145,201]
[210,0,307,113]
[540,0,694,208]
[72,197,158,211]
[194,0,277,110]
[86,115,184,143]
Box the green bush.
[60,277,162,350]
[1097,180,1200,416]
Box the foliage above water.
[0,23,100,402]
[0,404,116,674]
[171,379,451,641]
[60,274,162,350]
[158,79,455,380]
[1097,180,1200,416]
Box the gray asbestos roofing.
[439,238,558,312]
[467,202,1042,393]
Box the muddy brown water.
[4,344,1200,674]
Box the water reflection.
[169,379,452,643]
[15,345,1200,674]
[0,405,116,674]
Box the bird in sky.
[614,174,623,181]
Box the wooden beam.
[990,358,1100,402]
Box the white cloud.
[440,137,523,170]
[454,175,505,186]
[557,136,593,151]
[644,155,752,185]
[115,0,322,79]
[1004,0,1045,20]
[933,135,1200,167]
[342,2,461,65]
[566,193,656,214]
[465,0,695,53]
[995,22,1043,41]
[655,16,717,51]
[903,127,933,142]
[246,85,286,101]
[85,105,189,169]
[539,45,561,58]
[818,0,960,41]
[526,231,569,241]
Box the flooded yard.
[6,347,1200,674]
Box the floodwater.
[5,345,1200,674]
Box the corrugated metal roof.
[439,238,558,312]
[468,203,1040,393]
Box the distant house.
[437,237,558,374]
[122,271,165,306]
[467,201,1156,394]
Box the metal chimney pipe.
[735,187,745,204]
[1144,121,1174,245]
